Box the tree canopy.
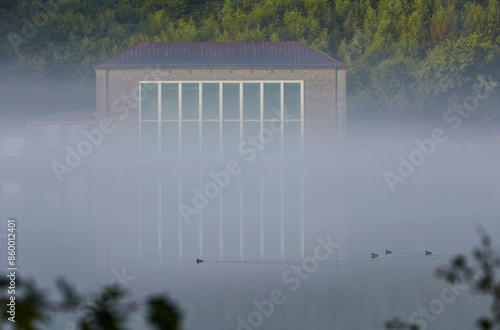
[2,0,499,119]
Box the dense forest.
[1,0,500,120]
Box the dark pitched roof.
[95,42,348,69]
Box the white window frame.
[139,80,304,160]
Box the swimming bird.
[371,253,378,259]
[196,258,204,264]
[385,250,392,255]
[425,251,432,256]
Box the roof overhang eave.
[94,65,349,70]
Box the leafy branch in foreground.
[386,229,500,330]
[435,229,500,329]
[384,316,419,330]
[0,276,182,330]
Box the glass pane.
[243,121,261,141]
[182,83,199,120]
[202,83,219,119]
[141,83,158,120]
[223,83,240,120]
[241,121,261,158]
[141,121,158,158]
[262,121,281,158]
[223,121,240,158]
[243,83,260,120]
[202,121,220,158]
[162,83,178,120]
[264,83,280,119]
[182,121,199,158]
[162,122,179,158]
[284,121,301,158]
[284,83,301,119]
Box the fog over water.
[1,83,500,328]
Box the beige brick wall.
[95,67,346,156]
[336,69,347,141]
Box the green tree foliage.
[1,0,499,119]
[0,278,50,330]
[371,55,418,117]
[428,4,458,47]
[337,0,500,119]
[386,229,500,330]
[414,31,499,108]
[435,229,500,329]
[0,276,183,330]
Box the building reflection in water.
[105,165,348,266]
[139,168,299,263]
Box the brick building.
[94,42,347,159]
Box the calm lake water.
[1,149,499,329]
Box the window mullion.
[280,82,284,159]
[300,81,304,158]
[179,83,182,159]
[239,82,243,149]
[219,82,223,158]
[139,83,142,157]
[158,82,161,158]
[199,82,202,158]
[259,82,263,159]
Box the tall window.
[140,81,303,159]
[161,84,179,157]
[140,83,159,158]
[202,83,220,157]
